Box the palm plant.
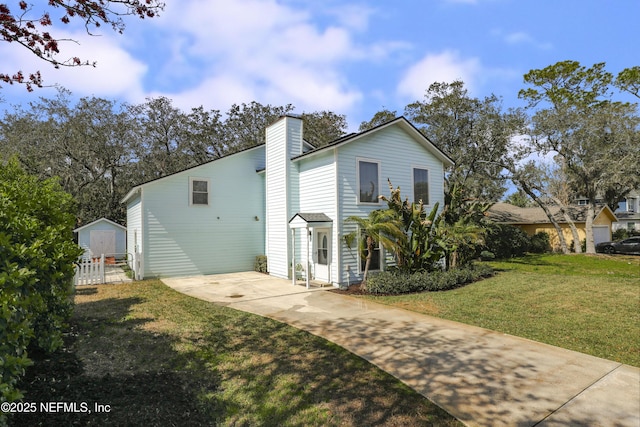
[343,209,404,284]
[380,180,445,272]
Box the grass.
[364,254,640,367]
[11,280,461,427]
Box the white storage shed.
[74,218,127,260]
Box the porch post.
[291,228,296,286]
[306,225,311,289]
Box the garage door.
[592,226,610,245]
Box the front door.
[314,229,330,282]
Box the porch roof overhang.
[289,213,333,229]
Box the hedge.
[0,159,82,424]
[365,263,495,295]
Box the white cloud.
[145,0,404,115]
[0,29,146,101]
[494,29,553,50]
[396,50,481,100]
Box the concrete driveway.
[162,271,640,427]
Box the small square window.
[190,179,209,205]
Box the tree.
[501,155,573,254]
[184,106,226,162]
[221,101,294,152]
[504,189,533,207]
[128,96,193,181]
[405,80,526,202]
[299,110,348,147]
[0,89,136,224]
[615,66,640,99]
[358,108,398,132]
[519,61,640,253]
[0,1,164,90]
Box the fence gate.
[74,254,105,285]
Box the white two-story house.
[612,191,640,233]
[122,115,453,286]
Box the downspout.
[334,147,340,287]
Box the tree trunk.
[518,182,570,253]
[585,202,596,253]
[551,196,582,253]
[362,236,374,284]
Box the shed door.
[90,230,116,257]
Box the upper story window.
[358,159,380,204]
[190,178,209,206]
[413,168,429,205]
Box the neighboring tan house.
[74,217,127,260]
[488,202,617,251]
[121,116,454,286]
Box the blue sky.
[1,0,638,131]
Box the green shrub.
[254,255,267,273]
[0,159,82,420]
[480,250,495,261]
[530,232,551,253]
[612,229,629,240]
[366,264,494,295]
[483,224,530,259]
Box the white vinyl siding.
[140,146,265,278]
[337,125,446,284]
[265,116,303,278]
[297,150,337,283]
[126,196,142,268]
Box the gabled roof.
[121,144,264,204]
[488,203,618,225]
[289,212,333,229]
[290,213,333,223]
[74,217,126,233]
[291,117,454,167]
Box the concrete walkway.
[162,272,640,427]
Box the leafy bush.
[0,159,82,419]
[366,263,494,295]
[611,228,639,240]
[483,224,530,259]
[480,250,495,261]
[612,228,628,240]
[254,255,267,273]
[529,232,551,253]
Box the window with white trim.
[413,167,429,205]
[358,159,380,204]
[190,178,210,206]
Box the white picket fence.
[74,254,105,286]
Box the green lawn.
[11,280,460,427]
[365,254,640,367]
